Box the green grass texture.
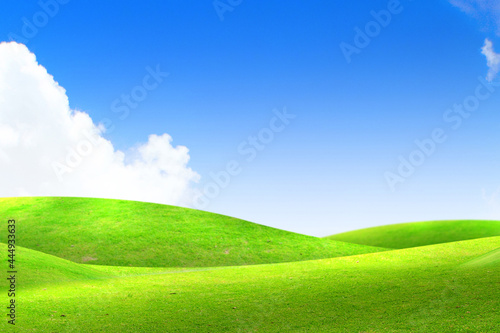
[3,236,499,332]
[0,197,386,267]
[325,219,500,249]
[461,247,500,268]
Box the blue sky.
[1,0,500,236]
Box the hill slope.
[0,197,385,267]
[0,243,110,288]
[325,220,500,249]
[0,243,212,288]
[12,236,500,332]
[462,247,500,268]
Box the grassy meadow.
[0,197,498,332]
[0,197,385,267]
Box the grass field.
[1,197,499,332]
[462,247,500,268]
[0,197,385,267]
[2,237,498,332]
[325,220,500,249]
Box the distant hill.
[0,197,386,267]
[325,220,500,249]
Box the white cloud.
[0,41,200,206]
[450,0,500,34]
[481,38,500,81]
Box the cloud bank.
[450,0,500,34]
[0,42,200,206]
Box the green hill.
[1,243,212,289]
[1,243,109,288]
[0,197,385,267]
[11,236,500,332]
[325,220,500,249]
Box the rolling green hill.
[8,236,500,332]
[0,197,386,267]
[1,243,109,288]
[325,220,500,249]
[0,243,213,289]
[2,197,498,332]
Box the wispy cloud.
[450,0,476,15]
[0,42,200,206]
[481,38,500,81]
[450,0,500,34]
